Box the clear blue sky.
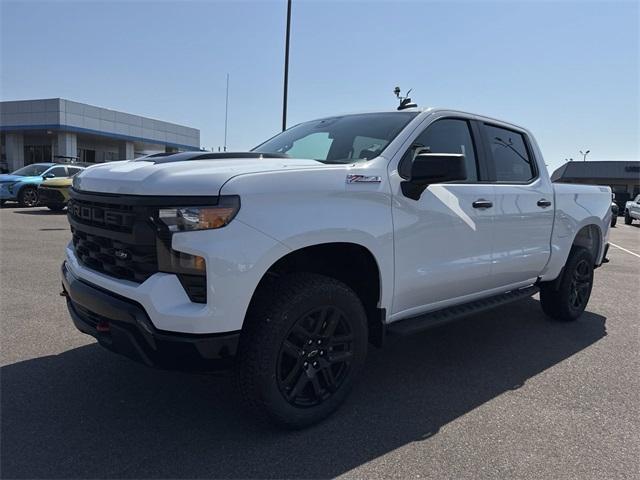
[1,0,638,172]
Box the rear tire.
[540,246,594,322]
[611,214,617,227]
[235,273,368,429]
[18,186,38,207]
[624,211,633,225]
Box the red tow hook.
[96,321,111,333]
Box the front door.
[389,117,495,320]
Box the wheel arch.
[245,242,386,347]
[571,223,602,264]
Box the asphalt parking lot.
[1,205,639,479]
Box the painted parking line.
[609,242,640,259]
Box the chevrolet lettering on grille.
[68,201,135,229]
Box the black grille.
[68,196,159,283]
[71,227,158,282]
[67,198,136,233]
[67,191,211,302]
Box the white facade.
[0,98,200,170]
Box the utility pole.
[282,0,292,131]
[224,73,229,152]
[580,149,590,161]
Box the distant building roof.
[0,98,200,150]
[551,161,640,182]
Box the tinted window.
[400,119,478,181]
[11,164,52,176]
[68,167,83,176]
[485,125,535,182]
[46,166,68,177]
[253,112,418,164]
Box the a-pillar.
[5,133,24,170]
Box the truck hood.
[73,156,327,196]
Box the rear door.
[480,123,554,287]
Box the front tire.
[624,211,633,225]
[18,186,38,207]
[236,273,368,429]
[611,213,617,227]
[540,246,594,322]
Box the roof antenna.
[394,86,417,110]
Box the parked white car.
[61,108,611,427]
[624,194,640,224]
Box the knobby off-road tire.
[235,273,368,429]
[540,246,594,322]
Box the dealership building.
[551,160,640,207]
[0,98,200,170]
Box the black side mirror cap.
[401,153,467,200]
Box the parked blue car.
[0,163,73,207]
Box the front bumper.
[0,185,16,200]
[62,261,239,370]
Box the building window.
[24,145,52,165]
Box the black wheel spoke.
[286,371,310,400]
[318,366,337,392]
[282,339,301,358]
[309,375,324,398]
[277,305,353,407]
[323,309,341,337]
[282,359,304,388]
[330,334,353,347]
[329,350,353,365]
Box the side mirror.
[401,153,467,200]
[43,173,55,179]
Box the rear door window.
[484,124,536,182]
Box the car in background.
[0,163,83,207]
[611,194,618,227]
[624,194,640,225]
[38,163,90,211]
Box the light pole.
[224,73,229,152]
[580,149,590,161]
[282,0,292,131]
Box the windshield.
[11,164,52,176]
[252,112,418,164]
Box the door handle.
[472,199,493,209]
[537,199,552,208]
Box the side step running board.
[387,286,539,337]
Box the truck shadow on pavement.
[1,298,606,479]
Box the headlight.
[158,196,240,232]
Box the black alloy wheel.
[568,258,591,312]
[540,246,594,322]
[277,306,353,407]
[236,273,368,429]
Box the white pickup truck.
[624,194,640,224]
[61,108,611,428]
